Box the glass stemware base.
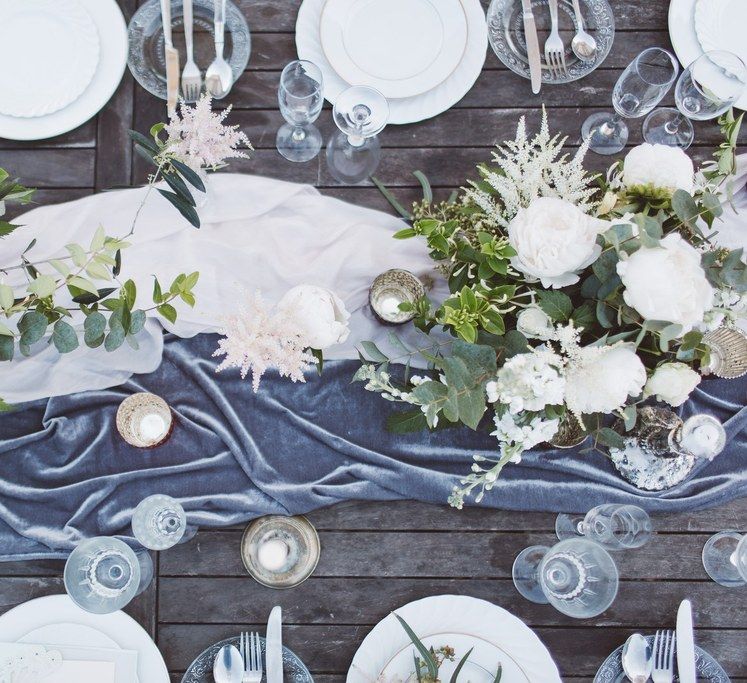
[132,494,187,551]
[581,112,629,155]
[512,545,551,604]
[702,531,746,587]
[326,132,382,184]
[643,107,694,149]
[276,124,323,163]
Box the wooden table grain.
[1,1,745,680]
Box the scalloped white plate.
[297,0,487,124]
[347,595,560,683]
[694,0,747,70]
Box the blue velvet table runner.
[0,333,744,561]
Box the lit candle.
[258,538,290,572]
[379,294,404,318]
[680,416,726,460]
[138,413,168,442]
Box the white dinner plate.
[347,595,560,683]
[0,0,100,118]
[0,594,168,682]
[0,0,127,140]
[297,0,487,124]
[319,0,468,99]
[694,0,747,70]
[668,0,747,110]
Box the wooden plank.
[158,577,747,628]
[1,188,92,220]
[0,121,97,150]
[0,149,95,188]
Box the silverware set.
[160,0,234,115]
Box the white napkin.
[42,660,115,683]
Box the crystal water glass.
[326,85,389,184]
[644,51,747,149]
[555,504,653,550]
[582,47,679,155]
[276,60,324,163]
[702,531,747,587]
[513,538,619,618]
[64,537,153,614]
[132,494,187,551]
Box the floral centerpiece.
[356,108,746,508]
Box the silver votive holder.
[547,414,588,449]
[116,392,173,448]
[369,269,425,324]
[241,515,320,589]
[702,326,747,379]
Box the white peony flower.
[616,233,714,333]
[508,197,609,289]
[277,284,351,349]
[516,305,555,340]
[488,347,565,413]
[622,143,694,195]
[565,343,646,415]
[644,362,701,407]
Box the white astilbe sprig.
[462,108,599,230]
[213,291,314,392]
[163,94,252,171]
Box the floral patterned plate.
[181,636,313,683]
[594,635,730,682]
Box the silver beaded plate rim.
[180,635,313,683]
[594,635,730,683]
[487,0,615,84]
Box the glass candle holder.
[116,393,173,448]
[369,269,425,324]
[132,494,187,550]
[702,326,747,379]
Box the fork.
[240,632,263,683]
[544,0,567,78]
[181,0,201,101]
[652,629,676,683]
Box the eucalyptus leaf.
[386,409,429,433]
[129,309,146,335]
[104,321,126,352]
[0,335,14,361]
[537,290,572,321]
[360,341,389,363]
[18,311,47,345]
[27,274,56,299]
[83,311,107,346]
[52,320,79,353]
[0,283,14,310]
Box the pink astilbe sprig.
[213,291,315,392]
[164,94,252,171]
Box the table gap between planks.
[0,0,745,680]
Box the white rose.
[516,305,554,340]
[616,233,714,333]
[622,143,694,195]
[277,284,351,349]
[508,197,609,289]
[565,343,647,414]
[644,362,701,407]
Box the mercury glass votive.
[369,269,425,325]
[116,393,173,448]
[702,326,747,379]
[240,515,320,589]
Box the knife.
[266,605,283,683]
[159,0,180,116]
[520,0,542,94]
[676,599,697,683]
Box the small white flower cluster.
[702,287,747,331]
[490,412,560,458]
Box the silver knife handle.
[160,0,173,46]
[184,0,194,61]
[214,0,226,56]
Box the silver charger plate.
[594,635,730,683]
[127,0,250,101]
[487,0,614,84]
[181,636,313,683]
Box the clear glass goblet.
[64,537,153,614]
[513,538,619,618]
[702,531,747,587]
[326,85,389,184]
[276,60,324,163]
[582,47,679,155]
[132,494,187,551]
[644,51,747,149]
[555,504,653,550]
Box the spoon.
[213,644,243,683]
[205,0,233,98]
[570,0,598,62]
[621,633,653,683]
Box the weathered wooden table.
[1,0,745,680]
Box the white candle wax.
[379,294,404,317]
[138,413,167,442]
[258,538,289,572]
[682,423,721,458]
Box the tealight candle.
[257,538,290,572]
[137,413,168,443]
[679,414,726,460]
[116,393,173,448]
[369,269,425,325]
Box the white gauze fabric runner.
[0,173,447,403]
[1,164,745,405]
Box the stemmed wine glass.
[513,538,619,618]
[64,537,154,614]
[582,47,679,155]
[276,60,324,163]
[644,50,747,149]
[326,85,389,184]
[702,531,747,587]
[555,504,653,550]
[132,494,187,551]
